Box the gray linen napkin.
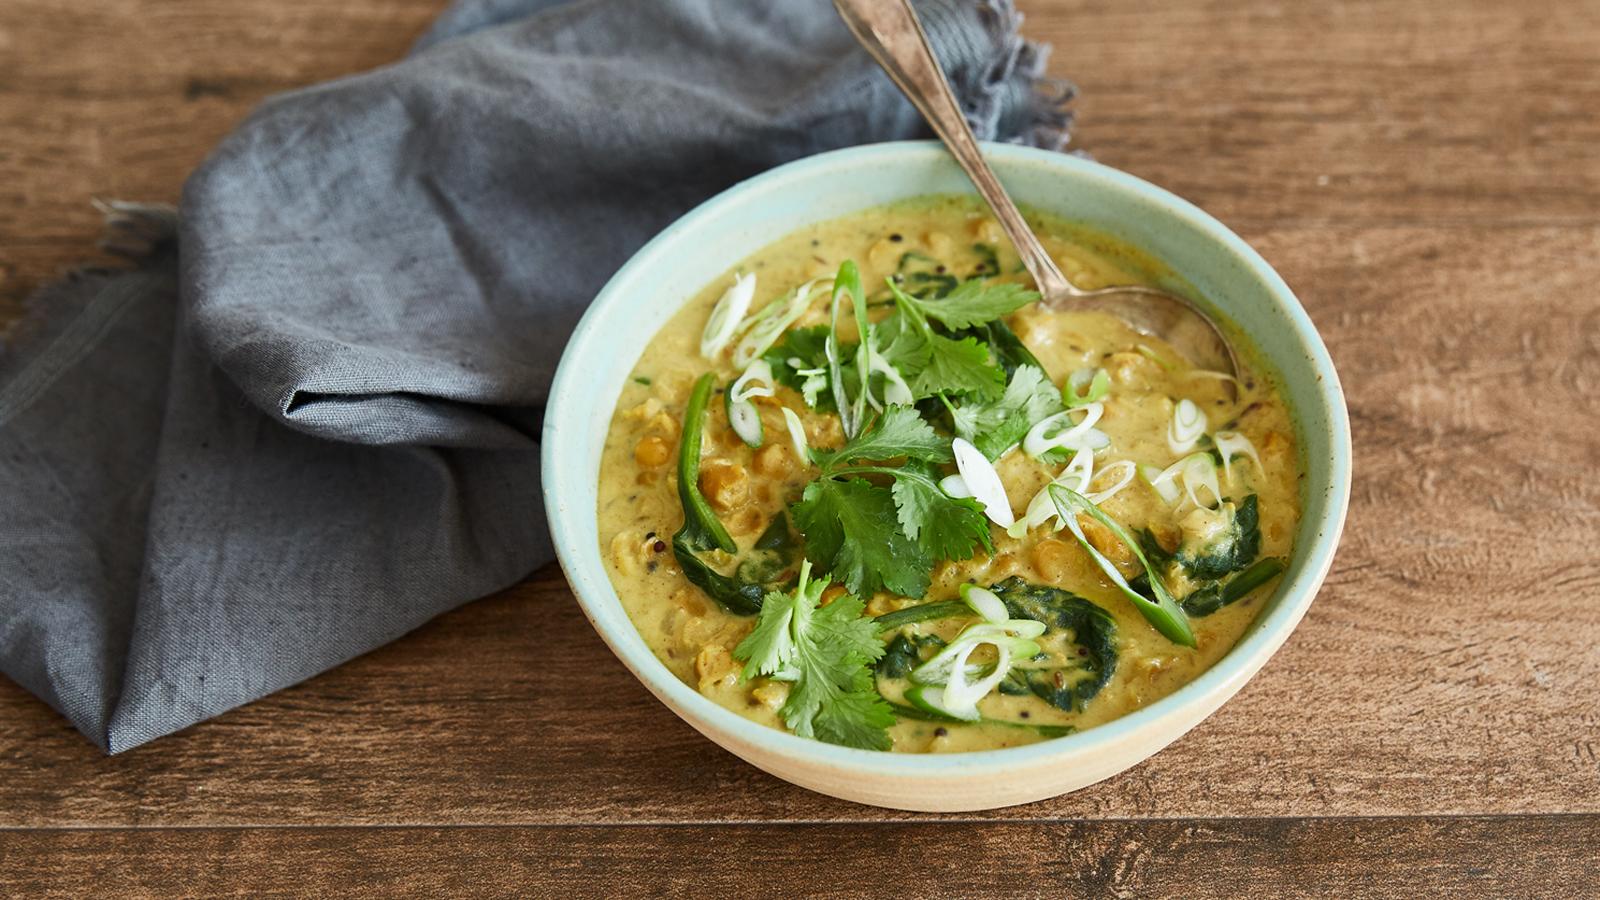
[0,0,1073,752]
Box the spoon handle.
[834,0,1073,298]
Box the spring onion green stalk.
[1047,485,1196,647]
[1023,403,1110,458]
[1214,430,1263,483]
[873,599,970,630]
[951,437,1014,527]
[1062,367,1110,408]
[725,360,774,448]
[1167,398,1207,454]
[827,263,862,437]
[700,272,756,359]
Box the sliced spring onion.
[872,355,914,406]
[903,684,979,722]
[1062,367,1111,408]
[1085,459,1137,505]
[959,584,1009,624]
[1047,485,1196,647]
[725,394,763,448]
[952,437,1015,527]
[939,474,973,499]
[909,623,1043,686]
[1214,430,1263,483]
[729,360,775,401]
[1167,398,1207,454]
[906,617,1043,720]
[1139,462,1181,505]
[1143,453,1219,508]
[1022,403,1110,458]
[940,640,1013,721]
[1008,449,1095,538]
[1180,452,1222,509]
[780,407,810,465]
[731,278,828,370]
[1136,343,1177,372]
[792,365,828,407]
[699,272,756,359]
[724,361,774,448]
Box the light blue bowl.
[543,141,1351,811]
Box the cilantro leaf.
[952,318,1043,377]
[734,562,894,750]
[951,364,1064,459]
[888,461,995,561]
[737,588,802,682]
[809,675,896,749]
[792,477,931,598]
[882,283,1008,401]
[905,278,1039,330]
[913,332,1006,400]
[814,404,951,470]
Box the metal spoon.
[833,0,1238,378]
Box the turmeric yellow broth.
[598,196,1300,753]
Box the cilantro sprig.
[792,406,994,598]
[948,363,1064,460]
[734,560,895,750]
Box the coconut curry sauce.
[598,196,1300,753]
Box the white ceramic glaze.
[542,142,1351,811]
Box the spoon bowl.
[834,0,1239,378]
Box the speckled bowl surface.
[542,141,1351,812]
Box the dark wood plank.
[3,816,1595,898]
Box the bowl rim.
[543,140,1351,778]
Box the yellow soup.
[598,196,1300,753]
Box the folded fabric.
[0,0,1073,752]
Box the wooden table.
[3,0,1597,895]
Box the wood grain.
[2,0,1598,892]
[4,816,1596,899]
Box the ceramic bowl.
[542,141,1350,811]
